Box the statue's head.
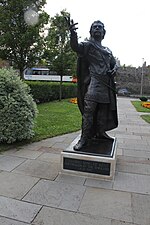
[90,20,106,40]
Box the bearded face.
[90,21,105,40]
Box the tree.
[0,0,49,78]
[43,10,77,100]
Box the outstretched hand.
[64,16,78,33]
[107,64,118,77]
[107,67,117,77]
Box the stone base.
[61,134,117,180]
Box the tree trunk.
[19,68,24,80]
[59,74,63,101]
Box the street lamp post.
[140,58,144,96]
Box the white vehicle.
[24,67,73,82]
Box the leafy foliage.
[0,0,49,78]
[43,10,77,101]
[0,68,38,143]
[25,81,77,103]
[44,10,77,77]
[139,96,148,102]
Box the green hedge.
[25,81,77,103]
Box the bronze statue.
[66,17,118,151]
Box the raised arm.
[65,16,84,54]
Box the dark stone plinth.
[61,136,117,179]
[63,157,110,175]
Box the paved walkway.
[0,97,150,225]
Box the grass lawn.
[33,99,81,141]
[131,100,150,124]
[0,99,81,151]
[141,115,150,123]
[131,101,150,113]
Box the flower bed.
[141,102,150,109]
[70,98,77,104]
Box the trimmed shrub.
[139,96,148,102]
[25,81,77,103]
[0,68,38,143]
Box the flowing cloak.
[76,41,118,132]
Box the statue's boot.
[73,137,88,151]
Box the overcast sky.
[44,0,150,67]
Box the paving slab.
[0,171,39,199]
[113,172,150,194]
[38,146,63,153]
[0,216,28,225]
[23,179,86,212]
[116,161,150,175]
[79,188,132,223]
[37,152,61,163]
[117,155,150,165]
[52,142,72,150]
[111,219,138,225]
[42,135,67,143]
[113,125,128,132]
[0,196,41,223]
[19,142,44,151]
[0,155,26,172]
[32,206,111,225]
[146,139,150,144]
[13,159,59,180]
[38,132,80,148]
[55,173,86,185]
[1,148,18,155]
[39,139,61,148]
[85,178,113,189]
[132,193,150,225]
[4,149,43,159]
[122,138,150,145]
[141,136,150,141]
[115,138,124,144]
[118,142,150,151]
[115,134,142,140]
[134,132,150,137]
[116,147,123,155]
[123,149,150,158]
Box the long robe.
[71,37,118,134]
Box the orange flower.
[72,77,77,83]
[141,102,150,109]
[69,98,78,104]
